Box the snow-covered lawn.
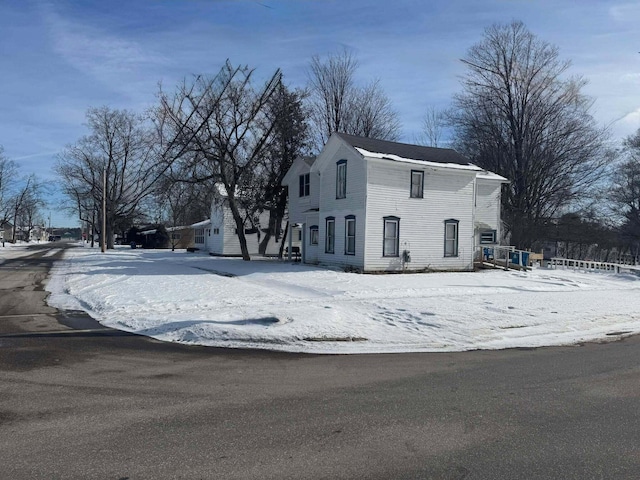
[45,246,640,354]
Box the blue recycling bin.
[510,251,529,266]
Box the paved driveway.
[1,244,639,479]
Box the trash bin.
[130,241,136,249]
[510,251,529,266]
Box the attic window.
[336,160,347,199]
[299,173,310,197]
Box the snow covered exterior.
[208,196,283,257]
[282,132,508,272]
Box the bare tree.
[415,106,447,147]
[609,129,640,254]
[307,49,401,148]
[12,175,46,242]
[251,84,311,254]
[56,107,161,249]
[450,21,608,249]
[0,147,19,230]
[156,62,282,260]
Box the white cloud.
[609,3,640,22]
[40,3,169,98]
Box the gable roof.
[281,155,317,185]
[334,132,472,166]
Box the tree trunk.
[226,197,251,261]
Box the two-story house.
[282,132,508,272]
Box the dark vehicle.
[48,235,62,241]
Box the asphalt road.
[1,243,639,479]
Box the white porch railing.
[550,257,640,274]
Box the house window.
[213,228,220,235]
[297,229,302,241]
[410,170,424,198]
[336,160,347,199]
[309,225,318,245]
[383,216,400,257]
[194,228,205,244]
[444,219,459,257]
[299,173,310,197]
[325,217,335,254]
[171,232,181,240]
[345,216,356,255]
[480,230,497,244]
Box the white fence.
[550,257,640,274]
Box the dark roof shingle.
[335,132,471,166]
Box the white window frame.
[444,219,459,257]
[383,216,400,257]
[325,218,335,254]
[336,160,347,199]
[410,170,424,198]
[299,173,310,197]
[309,225,318,245]
[480,230,497,244]
[345,216,356,255]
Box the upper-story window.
[299,173,310,197]
[444,219,459,257]
[336,160,347,199]
[410,170,424,198]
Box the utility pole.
[101,168,106,253]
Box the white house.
[282,132,508,272]
[207,191,284,257]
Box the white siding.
[210,201,284,256]
[316,143,367,270]
[474,180,502,245]
[284,161,319,225]
[364,160,476,272]
[304,212,320,264]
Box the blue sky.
[2,0,639,227]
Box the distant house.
[0,222,13,243]
[282,132,508,272]
[191,219,211,251]
[208,189,284,256]
[166,225,195,250]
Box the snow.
[45,245,640,354]
[355,147,484,172]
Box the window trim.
[309,225,318,245]
[325,217,335,254]
[299,173,310,197]
[410,170,424,198]
[344,215,356,256]
[336,159,347,199]
[479,229,497,245]
[194,228,205,245]
[444,219,459,257]
[383,216,400,257]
